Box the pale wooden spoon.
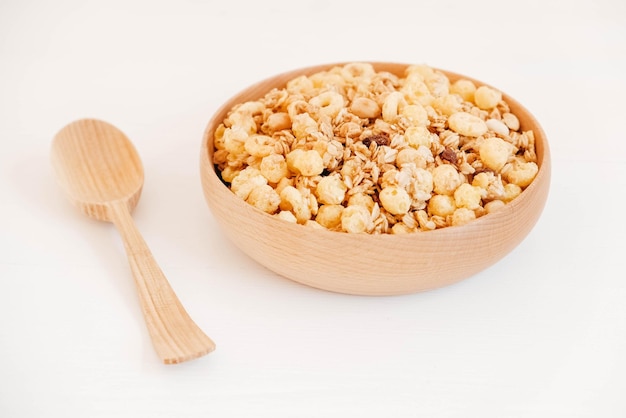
[51,118,215,364]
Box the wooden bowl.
[199,62,551,296]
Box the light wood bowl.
[199,62,551,296]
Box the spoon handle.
[108,200,215,364]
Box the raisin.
[362,133,389,147]
[440,147,457,164]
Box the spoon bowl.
[52,118,215,364]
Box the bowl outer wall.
[200,62,551,296]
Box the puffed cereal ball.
[287,149,324,176]
[230,167,267,200]
[432,94,463,116]
[260,154,289,183]
[432,164,462,195]
[315,204,344,229]
[244,134,274,157]
[471,172,492,190]
[347,193,375,211]
[391,223,413,234]
[222,126,248,155]
[220,166,240,183]
[401,103,429,125]
[448,112,488,137]
[265,112,291,132]
[505,161,538,188]
[484,199,505,213]
[479,137,512,172]
[474,86,502,110]
[276,210,297,223]
[396,147,424,168]
[341,205,371,233]
[291,113,318,139]
[379,186,411,215]
[502,183,522,202]
[405,126,432,149]
[316,175,347,205]
[451,208,476,226]
[246,184,280,214]
[453,183,483,210]
[450,79,476,102]
[279,186,312,223]
[427,194,456,217]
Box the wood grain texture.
[200,62,551,296]
[52,119,215,363]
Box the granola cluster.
[213,63,538,234]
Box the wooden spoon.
[51,118,215,364]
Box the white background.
[1,0,625,417]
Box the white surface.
[1,0,625,416]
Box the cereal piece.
[402,76,434,106]
[382,92,405,123]
[265,112,292,132]
[416,209,436,230]
[432,164,462,195]
[379,186,411,215]
[502,112,520,131]
[274,177,293,195]
[486,118,509,137]
[286,75,315,95]
[448,112,488,137]
[412,167,434,201]
[220,166,240,183]
[279,185,312,223]
[310,91,345,118]
[247,184,280,214]
[350,97,381,119]
[405,126,432,148]
[222,126,249,155]
[231,167,268,200]
[484,199,505,213]
[347,193,375,211]
[291,113,318,139]
[244,134,274,157]
[427,194,456,217]
[391,223,413,234]
[502,183,522,202]
[474,86,502,110]
[287,149,324,176]
[400,103,429,125]
[479,137,513,171]
[432,94,463,117]
[505,161,538,188]
[424,71,450,97]
[315,204,344,229]
[454,183,482,210]
[396,147,425,168]
[451,208,476,226]
[260,154,289,183]
[214,124,226,149]
[316,175,348,205]
[276,210,298,223]
[228,112,258,135]
[341,205,371,233]
[450,79,476,102]
[305,220,325,230]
